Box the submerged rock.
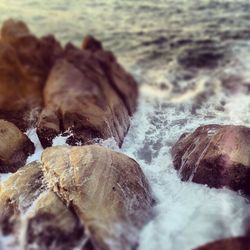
[194,237,250,250]
[171,124,250,194]
[41,145,154,250]
[178,42,225,69]
[0,119,35,173]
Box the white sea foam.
[120,93,250,250]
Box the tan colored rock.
[0,19,63,130]
[0,119,35,173]
[82,35,138,115]
[0,161,43,235]
[171,124,250,194]
[25,191,84,250]
[0,161,86,250]
[194,237,250,250]
[41,145,153,250]
[37,50,131,147]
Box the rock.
[171,124,250,194]
[194,237,250,250]
[41,145,153,250]
[82,35,103,52]
[26,191,84,250]
[0,19,138,144]
[0,162,86,249]
[0,120,35,173]
[82,36,138,115]
[0,161,44,235]
[37,43,133,147]
[0,19,63,130]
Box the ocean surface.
[1,0,250,249]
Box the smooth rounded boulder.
[0,119,35,173]
[41,145,154,250]
[171,124,250,194]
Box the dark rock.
[194,237,250,250]
[0,19,63,131]
[171,124,250,194]
[0,119,35,173]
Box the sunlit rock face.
[0,145,153,250]
[0,119,34,173]
[0,162,85,250]
[41,145,154,250]
[0,162,44,235]
[171,124,250,194]
[194,237,250,250]
[0,19,63,131]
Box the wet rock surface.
[0,19,138,147]
[41,145,154,250]
[0,162,44,235]
[0,145,153,250]
[0,19,63,131]
[194,237,250,250]
[0,119,35,173]
[0,162,85,250]
[171,124,250,194]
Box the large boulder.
[41,145,153,250]
[0,119,34,173]
[0,161,44,235]
[37,40,137,148]
[171,124,250,194]
[194,237,250,250]
[0,162,85,250]
[0,19,138,146]
[0,19,63,130]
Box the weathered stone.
[26,191,84,250]
[194,237,250,250]
[0,161,86,250]
[0,162,43,235]
[41,145,153,250]
[37,52,131,147]
[0,120,35,173]
[0,19,63,130]
[82,36,138,115]
[171,124,250,194]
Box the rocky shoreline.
[0,19,250,250]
